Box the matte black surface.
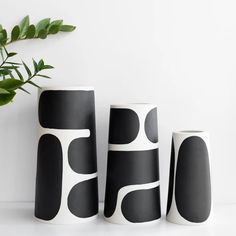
[35,134,62,220]
[166,139,175,215]
[68,134,97,174]
[145,108,158,143]
[175,136,211,223]
[68,178,98,218]
[39,90,96,129]
[108,108,139,144]
[104,149,159,218]
[121,187,161,223]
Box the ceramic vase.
[104,104,161,224]
[35,86,98,224]
[166,131,211,225]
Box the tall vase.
[104,104,161,224]
[166,131,211,225]
[35,86,98,224]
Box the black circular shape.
[68,133,97,174]
[108,108,139,144]
[35,134,62,220]
[68,178,98,218]
[121,187,161,223]
[175,136,211,223]
[145,108,158,143]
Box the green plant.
[0,16,76,106]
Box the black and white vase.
[104,104,161,224]
[166,131,211,225]
[35,86,98,224]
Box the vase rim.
[39,86,94,91]
[173,130,207,134]
[110,103,156,108]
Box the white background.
[0,0,235,211]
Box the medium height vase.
[104,104,161,224]
[35,86,98,224]
[166,131,211,225]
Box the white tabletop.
[0,202,234,236]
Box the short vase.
[166,131,211,225]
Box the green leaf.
[6,62,21,65]
[19,15,30,38]
[26,25,36,39]
[28,80,41,88]
[0,91,16,106]
[60,25,76,32]
[18,87,30,94]
[11,26,20,41]
[48,25,60,34]
[0,88,10,94]
[42,64,54,69]
[1,66,19,69]
[38,29,47,39]
[33,59,38,73]
[0,69,11,76]
[0,78,24,90]
[0,29,7,45]
[22,61,32,77]
[36,18,50,35]
[49,20,63,27]
[36,74,51,79]
[8,52,17,57]
[37,59,44,70]
[13,67,24,81]
[0,25,3,31]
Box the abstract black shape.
[166,138,175,215]
[104,149,159,218]
[35,134,62,220]
[68,133,97,174]
[39,90,96,130]
[175,136,211,223]
[108,108,139,144]
[68,178,98,218]
[145,108,158,143]
[121,187,161,223]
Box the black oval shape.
[104,149,159,218]
[175,136,211,223]
[39,90,96,129]
[68,178,98,218]
[108,108,139,144]
[68,133,97,174]
[35,134,62,220]
[145,108,158,143]
[121,187,161,223]
[166,138,175,215]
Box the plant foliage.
[0,16,76,106]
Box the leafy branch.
[0,46,53,105]
[0,16,76,106]
[0,15,76,46]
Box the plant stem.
[0,54,8,67]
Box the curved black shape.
[166,138,175,215]
[121,187,161,223]
[39,90,96,129]
[35,134,62,220]
[108,108,139,144]
[104,149,159,218]
[68,178,98,218]
[175,136,211,223]
[145,108,158,143]
[68,133,97,174]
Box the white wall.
[0,0,235,210]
